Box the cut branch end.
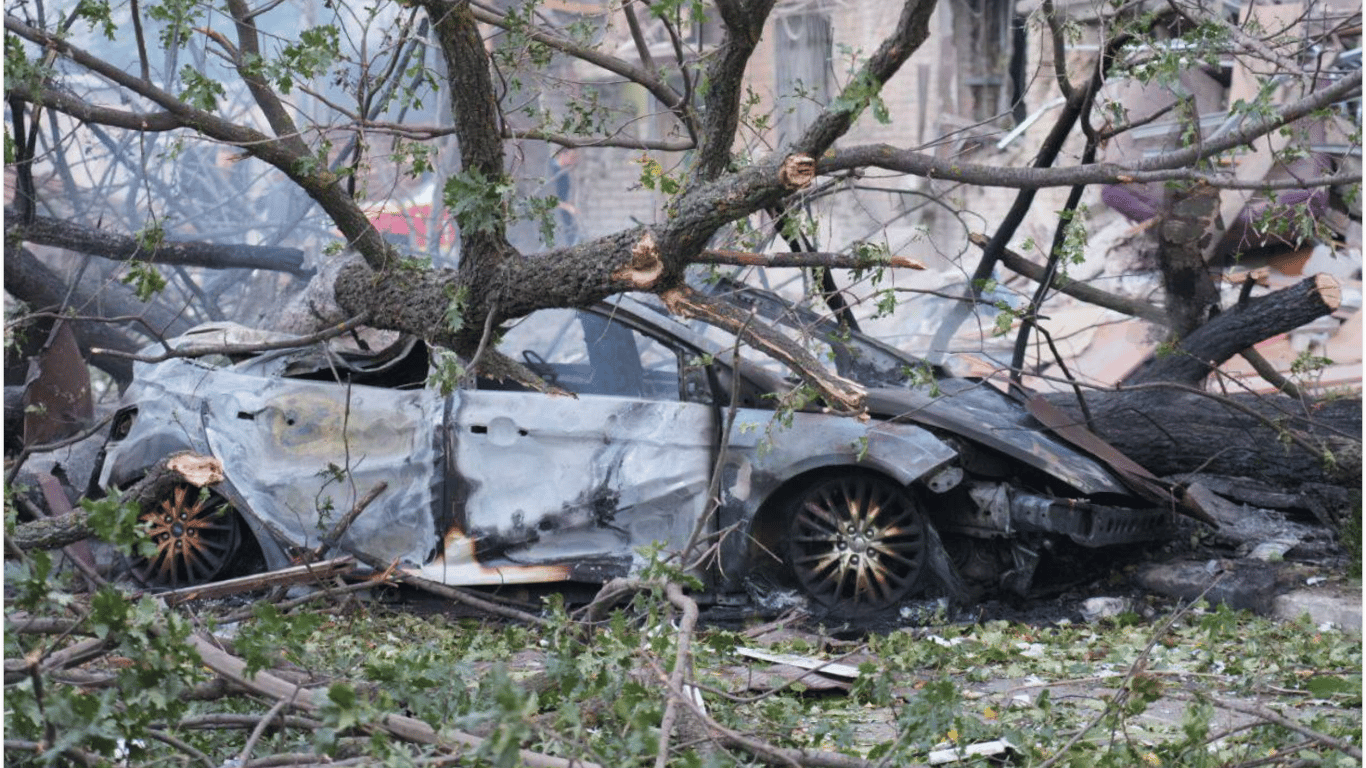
[613,231,665,289]
[778,154,816,190]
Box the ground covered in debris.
[7,514,1361,768]
[7,464,1360,768]
[226,576,1363,767]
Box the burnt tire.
[131,483,242,588]
[784,473,929,615]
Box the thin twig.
[311,482,388,561]
[1035,324,1093,426]
[1167,691,1363,760]
[145,727,216,768]
[239,695,296,766]
[1035,574,1225,768]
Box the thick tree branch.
[419,0,519,337]
[5,207,311,277]
[697,248,926,271]
[224,0,310,155]
[3,247,194,384]
[3,83,183,132]
[661,285,866,414]
[1126,273,1342,386]
[692,0,777,181]
[419,1,505,183]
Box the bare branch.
[6,207,312,276]
[467,1,686,126]
[820,70,1362,188]
[621,0,660,79]
[1042,0,1076,102]
[968,232,1166,324]
[792,0,938,158]
[224,0,309,154]
[4,14,400,272]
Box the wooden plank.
[157,556,356,606]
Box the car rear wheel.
[133,483,242,588]
[784,474,929,614]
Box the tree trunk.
[1155,179,1222,338]
[1044,388,1360,519]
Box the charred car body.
[98,286,1175,614]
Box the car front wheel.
[784,473,929,615]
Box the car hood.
[865,380,1132,497]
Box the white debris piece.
[928,738,1019,765]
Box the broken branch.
[157,557,356,607]
[660,285,866,415]
[11,452,223,551]
[91,314,373,363]
[1126,273,1341,386]
[187,633,600,768]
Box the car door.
[411,307,719,587]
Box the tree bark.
[1046,387,1360,499]
[1154,181,1223,337]
[4,247,146,384]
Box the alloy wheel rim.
[135,484,238,588]
[787,476,927,612]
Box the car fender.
[711,410,957,593]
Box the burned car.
[97,287,1176,614]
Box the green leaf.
[1306,675,1358,698]
[74,0,118,38]
[443,169,510,235]
[121,261,168,302]
[179,66,226,111]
